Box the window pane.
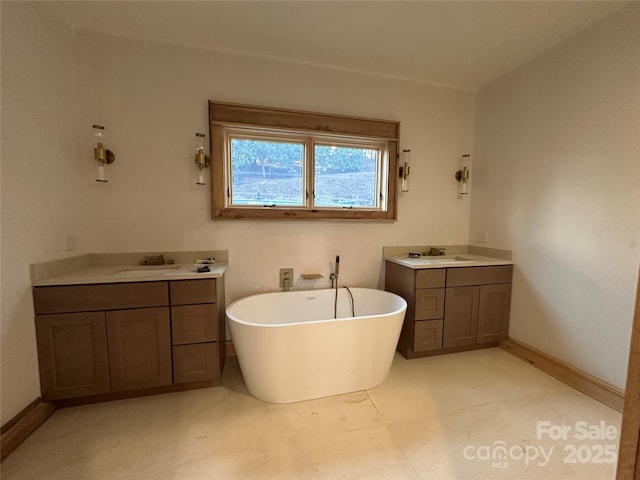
[314,144,379,208]
[230,138,304,206]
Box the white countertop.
[32,262,227,287]
[384,254,512,269]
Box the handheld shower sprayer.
[330,255,340,289]
[332,255,341,318]
[330,255,353,318]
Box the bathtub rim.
[226,287,407,328]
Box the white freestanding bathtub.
[226,288,407,403]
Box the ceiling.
[48,0,629,91]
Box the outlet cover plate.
[279,268,294,287]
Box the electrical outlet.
[279,268,294,288]
[64,233,77,251]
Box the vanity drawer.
[446,266,513,287]
[415,288,445,320]
[173,343,218,383]
[33,282,169,314]
[415,269,446,289]
[414,319,443,352]
[170,279,217,305]
[171,304,217,344]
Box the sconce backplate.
[195,154,210,168]
[455,167,469,182]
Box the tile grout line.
[364,389,384,416]
[364,389,426,479]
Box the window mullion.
[307,137,315,209]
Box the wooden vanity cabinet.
[385,262,513,359]
[33,277,225,404]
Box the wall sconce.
[194,132,210,185]
[92,124,115,182]
[399,149,411,192]
[455,154,471,195]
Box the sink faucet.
[428,247,446,256]
[143,254,165,265]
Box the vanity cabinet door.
[106,307,172,391]
[443,286,479,348]
[415,288,445,320]
[35,312,110,401]
[477,283,512,343]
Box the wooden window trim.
[209,100,399,221]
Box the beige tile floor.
[2,348,621,480]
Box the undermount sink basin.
[403,256,475,265]
[113,266,182,276]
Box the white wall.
[0,2,90,422]
[74,32,476,302]
[470,4,640,389]
[0,6,475,422]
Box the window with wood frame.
[209,101,400,221]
